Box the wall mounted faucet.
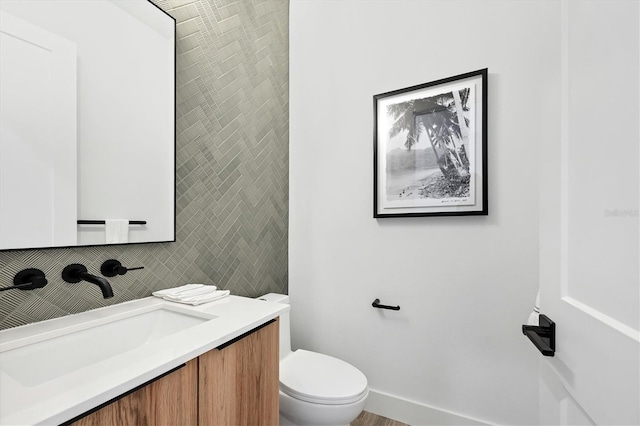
[62,264,113,299]
[0,269,48,292]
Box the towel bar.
[77,220,147,225]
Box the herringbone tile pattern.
[0,0,289,330]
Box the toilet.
[258,293,369,426]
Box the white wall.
[289,1,559,424]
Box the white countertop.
[0,295,288,425]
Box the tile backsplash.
[0,0,289,330]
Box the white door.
[0,10,77,249]
[536,1,640,425]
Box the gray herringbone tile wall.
[0,0,289,330]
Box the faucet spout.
[78,271,114,298]
[61,264,114,299]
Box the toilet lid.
[280,350,368,405]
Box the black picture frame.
[373,68,488,218]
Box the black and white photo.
[374,69,487,217]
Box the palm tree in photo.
[387,89,470,181]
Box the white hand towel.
[105,219,129,244]
[163,290,230,305]
[162,285,218,301]
[152,284,203,298]
[152,284,230,305]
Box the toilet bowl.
[258,293,368,426]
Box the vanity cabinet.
[70,319,279,426]
[199,318,279,425]
[71,360,198,426]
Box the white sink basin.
[0,304,216,386]
[0,295,288,426]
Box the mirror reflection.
[0,0,175,250]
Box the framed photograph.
[374,69,487,218]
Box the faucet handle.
[14,268,48,290]
[0,269,48,292]
[61,264,88,283]
[100,259,144,277]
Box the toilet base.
[279,388,368,426]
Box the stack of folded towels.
[152,284,230,306]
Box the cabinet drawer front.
[67,360,198,426]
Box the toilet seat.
[280,350,368,405]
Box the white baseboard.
[365,389,493,426]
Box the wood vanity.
[0,296,286,425]
[70,320,279,426]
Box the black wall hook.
[100,259,144,277]
[0,269,48,292]
[372,298,400,311]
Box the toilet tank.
[257,293,291,359]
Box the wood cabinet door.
[71,359,198,426]
[198,319,279,426]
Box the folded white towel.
[152,284,204,297]
[157,286,217,300]
[165,287,219,301]
[152,284,229,305]
[163,290,230,305]
[105,219,129,244]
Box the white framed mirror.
[0,0,175,250]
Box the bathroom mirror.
[0,0,175,250]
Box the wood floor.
[351,410,409,426]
